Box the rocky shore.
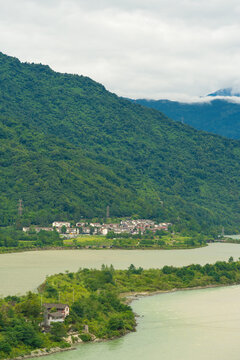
[7,347,75,360]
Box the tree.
[61,225,67,234]
[108,315,124,331]
[50,323,67,342]
[0,340,11,354]
[18,292,41,320]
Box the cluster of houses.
[23,219,171,238]
[22,221,78,238]
[84,219,171,236]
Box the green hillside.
[1,52,240,231]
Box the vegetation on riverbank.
[1,259,240,359]
[0,227,63,253]
[224,237,240,244]
[64,231,209,249]
[0,226,212,254]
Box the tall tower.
[222,227,225,237]
[106,205,110,219]
[18,199,23,217]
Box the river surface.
[45,285,240,360]
[1,243,240,296]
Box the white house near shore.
[43,303,70,327]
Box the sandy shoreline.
[0,243,209,255]
[121,282,239,304]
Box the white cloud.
[1,0,240,100]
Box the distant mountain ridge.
[132,95,240,139]
[208,87,240,97]
[1,52,240,231]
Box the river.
[1,243,240,296]
[45,285,240,360]
[1,243,240,359]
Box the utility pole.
[106,205,110,219]
[222,227,225,237]
[18,199,23,217]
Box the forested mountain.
[1,52,240,231]
[132,98,240,139]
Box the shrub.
[79,333,92,342]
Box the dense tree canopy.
[132,98,240,139]
[1,52,240,231]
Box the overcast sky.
[1,0,240,100]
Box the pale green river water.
[1,243,240,359]
[1,243,240,296]
[46,286,240,360]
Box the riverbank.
[121,282,238,304]
[9,346,76,360]
[11,282,239,360]
[0,226,211,254]
[0,243,208,255]
[6,282,239,360]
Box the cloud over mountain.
[1,0,240,99]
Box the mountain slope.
[208,87,240,97]
[132,98,240,139]
[1,52,240,230]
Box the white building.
[52,221,71,228]
[43,303,70,327]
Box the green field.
[63,233,207,249]
[63,235,113,248]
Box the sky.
[1,0,240,101]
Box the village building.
[76,222,86,227]
[66,227,79,235]
[22,226,54,233]
[90,223,102,228]
[52,221,71,228]
[101,228,108,235]
[43,303,69,327]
